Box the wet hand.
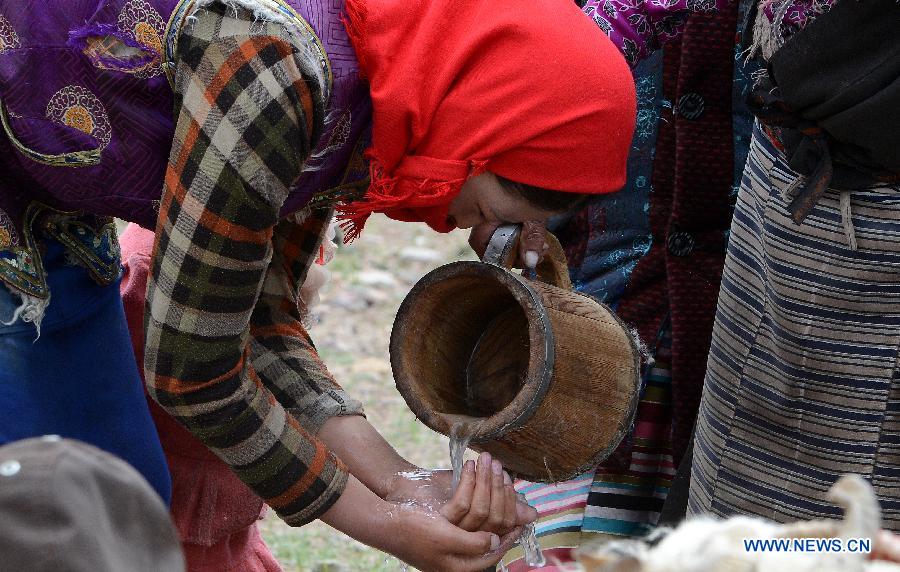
[389,503,521,572]
[468,220,550,271]
[440,452,537,536]
[323,474,518,572]
[384,468,453,511]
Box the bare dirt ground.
[258,215,480,571]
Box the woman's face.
[447,172,558,229]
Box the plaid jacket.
[144,4,363,526]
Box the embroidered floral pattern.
[0,209,18,249]
[44,215,122,286]
[0,14,19,53]
[634,74,661,140]
[0,204,123,303]
[592,11,614,35]
[118,0,166,78]
[768,0,835,41]
[0,205,50,300]
[0,248,42,294]
[603,0,619,19]
[45,86,112,150]
[304,111,352,172]
[583,0,710,67]
[686,0,718,12]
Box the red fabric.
[340,0,637,237]
[119,224,281,572]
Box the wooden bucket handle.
[482,224,573,291]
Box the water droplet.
[397,469,433,481]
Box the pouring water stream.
[448,421,545,569]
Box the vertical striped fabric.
[689,125,900,530]
[504,328,674,570]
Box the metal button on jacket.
[677,93,705,120]
[667,232,695,256]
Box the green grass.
[260,519,406,572]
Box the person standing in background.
[689,0,900,529]
[501,0,758,567]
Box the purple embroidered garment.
[0,0,371,300]
[582,0,836,67]
[582,0,713,66]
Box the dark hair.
[496,175,589,213]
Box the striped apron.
[689,124,900,530]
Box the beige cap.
[0,436,185,572]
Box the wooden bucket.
[390,225,642,482]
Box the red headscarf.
[339,0,636,239]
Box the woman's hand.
[468,220,550,269]
[319,415,536,537]
[441,453,537,536]
[390,501,522,572]
[322,475,520,572]
[386,454,538,537]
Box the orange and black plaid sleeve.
[144,3,356,526]
[250,208,365,430]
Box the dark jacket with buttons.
[614,5,751,464]
[554,2,755,465]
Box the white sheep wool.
[576,475,900,572]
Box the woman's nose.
[452,213,482,229]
